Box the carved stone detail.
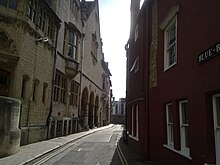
[0,30,18,55]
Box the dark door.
[0,69,10,96]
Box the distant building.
[111,97,126,124]
[126,0,220,165]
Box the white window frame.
[129,104,139,141]
[130,56,139,73]
[212,94,220,165]
[159,5,179,71]
[166,103,174,147]
[164,17,177,70]
[179,100,190,156]
[134,24,138,42]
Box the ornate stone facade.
[0,0,112,145]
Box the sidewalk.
[117,137,159,165]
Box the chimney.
[130,0,140,37]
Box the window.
[102,75,106,90]
[32,79,39,102]
[160,5,179,70]
[129,104,139,140]
[38,7,46,32]
[42,83,48,104]
[121,103,124,115]
[164,17,177,69]
[47,15,54,39]
[115,104,118,115]
[21,75,29,100]
[70,0,79,19]
[134,24,138,42]
[53,71,66,104]
[28,0,37,23]
[69,81,79,106]
[130,56,139,73]
[0,0,17,10]
[212,94,220,165]
[166,103,174,146]
[179,100,189,156]
[68,31,78,60]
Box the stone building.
[0,0,61,145]
[111,98,126,124]
[0,0,112,145]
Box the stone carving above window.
[0,30,17,55]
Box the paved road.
[41,125,123,165]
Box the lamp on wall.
[35,37,49,43]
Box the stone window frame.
[64,23,80,61]
[69,80,79,106]
[32,79,40,103]
[21,74,30,100]
[70,0,80,19]
[27,0,56,40]
[42,82,48,104]
[53,70,67,105]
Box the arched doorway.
[94,95,99,127]
[80,87,89,129]
[88,92,94,129]
[0,69,10,96]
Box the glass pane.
[168,105,173,123]
[170,125,174,143]
[69,32,73,44]
[216,96,220,126]
[0,0,6,6]
[9,0,17,9]
[73,47,77,60]
[168,44,176,65]
[168,25,176,46]
[185,126,189,147]
[181,102,189,124]
[68,45,73,57]
[73,33,78,46]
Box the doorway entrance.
[0,69,10,96]
[212,94,220,165]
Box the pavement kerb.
[117,141,128,165]
[22,124,114,164]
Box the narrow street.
[36,125,123,165]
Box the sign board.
[197,41,220,64]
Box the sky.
[99,0,131,101]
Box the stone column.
[82,103,89,129]
[0,96,21,158]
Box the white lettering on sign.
[198,41,220,64]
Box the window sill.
[129,134,139,141]
[163,144,192,160]
[164,62,177,72]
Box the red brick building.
[126,0,220,165]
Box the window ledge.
[129,134,139,141]
[163,144,192,160]
[164,62,177,72]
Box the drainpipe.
[77,33,85,132]
[46,25,60,139]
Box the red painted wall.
[149,0,220,164]
[127,0,220,165]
